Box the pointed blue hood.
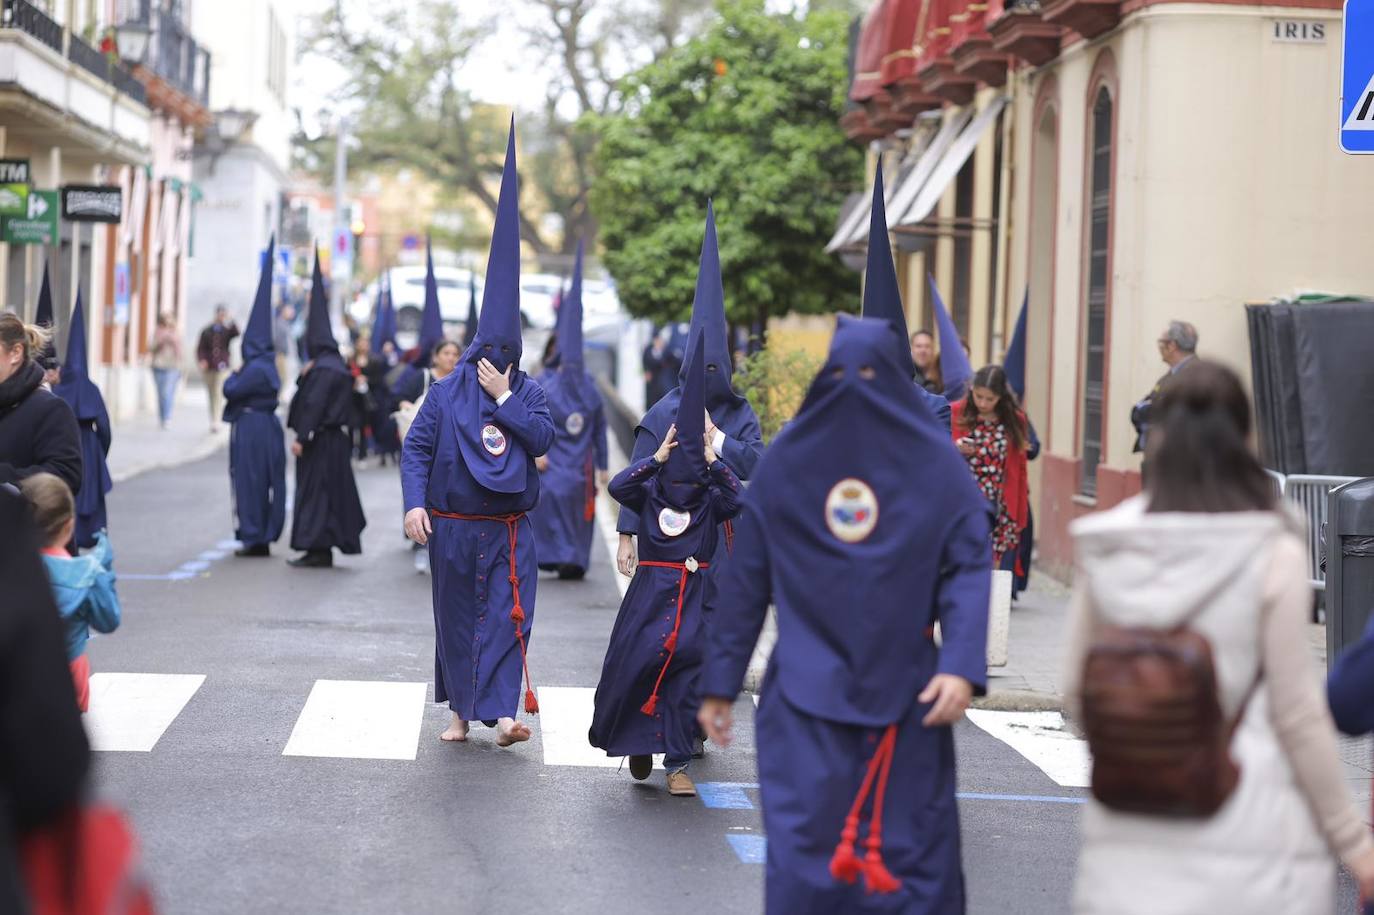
[558,240,586,373]
[54,290,106,420]
[34,262,57,371]
[860,162,917,379]
[448,116,531,494]
[663,334,710,506]
[929,275,972,400]
[417,238,444,367]
[539,238,601,425]
[243,235,276,362]
[1003,289,1028,401]
[462,273,479,347]
[679,201,744,415]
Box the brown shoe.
[666,770,696,797]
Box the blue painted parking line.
[726,834,766,864]
[697,782,757,809]
[957,792,1086,805]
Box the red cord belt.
[429,509,539,714]
[830,723,902,895]
[634,559,709,716]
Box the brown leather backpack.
[1079,611,1259,818]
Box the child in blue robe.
[591,339,741,796]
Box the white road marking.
[283,680,428,761]
[85,673,206,752]
[537,686,663,769]
[965,709,1092,788]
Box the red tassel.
[663,631,678,652]
[829,821,862,884]
[861,847,901,894]
[640,695,658,716]
[524,689,539,714]
[510,604,525,624]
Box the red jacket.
[951,408,1030,539]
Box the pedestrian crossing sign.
[1342,0,1374,152]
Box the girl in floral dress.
[952,365,1031,570]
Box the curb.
[973,689,1065,713]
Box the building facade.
[838,0,1374,577]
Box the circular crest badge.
[481,424,508,456]
[658,507,691,538]
[825,478,879,544]
[565,411,585,436]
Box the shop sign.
[0,159,30,217]
[61,184,123,223]
[2,190,58,245]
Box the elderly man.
[1131,320,1198,458]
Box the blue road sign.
[1342,0,1374,152]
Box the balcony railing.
[67,31,108,80]
[1,0,63,54]
[111,63,147,105]
[116,0,210,106]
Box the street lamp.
[114,20,151,65]
[214,109,257,145]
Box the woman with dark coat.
[0,313,82,497]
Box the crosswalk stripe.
[965,709,1092,788]
[283,680,429,761]
[537,685,664,769]
[85,673,206,752]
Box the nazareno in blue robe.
[224,359,286,547]
[700,316,992,914]
[529,241,608,575]
[399,121,556,722]
[52,292,110,549]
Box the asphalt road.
[87,448,1087,915]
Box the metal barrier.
[1277,474,1358,591]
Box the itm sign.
[1341,0,1374,152]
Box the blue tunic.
[591,455,740,761]
[528,367,608,573]
[700,316,991,915]
[223,359,286,547]
[401,371,555,720]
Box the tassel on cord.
[525,689,540,714]
[830,725,900,894]
[584,455,596,522]
[723,520,735,556]
[640,695,658,716]
[829,818,863,883]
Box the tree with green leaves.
[590,0,862,333]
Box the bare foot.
[495,717,532,747]
[440,714,469,742]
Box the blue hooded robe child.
[390,241,446,407]
[861,163,953,433]
[591,337,741,777]
[286,249,367,563]
[223,235,287,554]
[401,120,556,726]
[53,291,111,549]
[700,315,992,914]
[529,240,608,579]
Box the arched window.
[1080,85,1113,496]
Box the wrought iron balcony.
[1,0,63,54]
[115,0,210,107]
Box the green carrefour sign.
[3,190,58,245]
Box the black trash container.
[1326,477,1374,666]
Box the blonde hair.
[0,312,50,362]
[19,472,74,543]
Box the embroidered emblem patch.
[658,507,691,538]
[825,478,878,544]
[565,411,585,436]
[481,424,508,456]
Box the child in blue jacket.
[21,472,121,713]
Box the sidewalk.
[107,384,227,483]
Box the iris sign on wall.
[0,159,30,217]
[61,185,123,223]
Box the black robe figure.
[286,252,366,567]
[591,339,741,792]
[368,275,400,462]
[223,236,287,557]
[52,291,111,548]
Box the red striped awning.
[850,0,924,102]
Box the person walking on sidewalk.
[224,237,287,559]
[401,124,554,749]
[285,252,366,569]
[196,305,239,433]
[1063,360,1374,915]
[951,365,1030,574]
[0,314,82,499]
[699,316,992,913]
[591,341,741,797]
[150,313,181,428]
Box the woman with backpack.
[1063,360,1374,914]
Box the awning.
[824,114,944,255]
[892,95,1008,227]
[850,0,923,103]
[885,107,972,231]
